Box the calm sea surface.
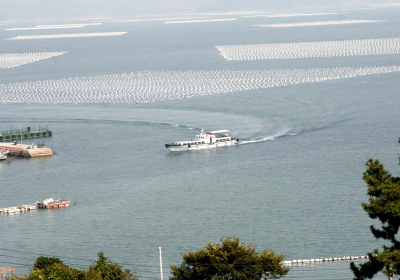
[1,7,400,279]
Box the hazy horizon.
[2,0,400,21]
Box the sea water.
[1,7,400,279]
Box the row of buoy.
[0,52,67,69]
[252,20,386,28]
[6,32,127,40]
[6,23,101,31]
[242,12,337,18]
[0,66,399,103]
[111,16,209,23]
[283,255,369,265]
[164,18,236,24]
[215,37,400,61]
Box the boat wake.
[239,127,292,145]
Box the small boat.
[0,149,9,161]
[165,129,239,152]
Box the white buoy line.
[252,20,387,28]
[184,11,272,16]
[6,32,127,40]
[216,37,400,61]
[373,4,400,7]
[164,18,237,24]
[1,66,399,103]
[242,12,338,18]
[112,17,210,22]
[0,52,68,69]
[283,255,368,265]
[6,23,102,31]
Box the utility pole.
[158,247,164,280]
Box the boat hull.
[0,155,7,161]
[170,141,237,152]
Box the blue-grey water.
[1,7,400,280]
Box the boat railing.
[0,126,50,135]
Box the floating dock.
[0,143,53,157]
[37,198,71,209]
[0,205,36,214]
[0,198,71,214]
[0,126,52,142]
[282,255,369,265]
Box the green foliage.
[351,158,400,279]
[16,252,137,280]
[33,256,63,270]
[86,252,138,280]
[170,236,289,280]
[23,262,85,280]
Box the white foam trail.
[242,12,338,18]
[1,66,399,103]
[6,32,127,40]
[216,37,400,61]
[164,18,236,24]
[239,128,292,144]
[0,52,68,69]
[6,23,101,31]
[252,20,386,28]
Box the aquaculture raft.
[37,198,71,209]
[0,126,52,142]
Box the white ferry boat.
[165,129,239,152]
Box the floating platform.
[37,198,71,209]
[0,205,36,214]
[282,255,369,266]
[0,143,53,157]
[0,126,52,142]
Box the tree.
[351,158,400,280]
[170,236,289,280]
[86,252,138,280]
[16,252,137,280]
[33,256,63,270]
[22,256,85,280]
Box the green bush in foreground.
[170,236,289,280]
[16,252,137,280]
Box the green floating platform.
[0,126,52,142]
